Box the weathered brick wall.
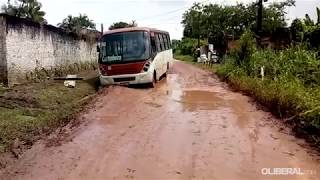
[0,14,99,86]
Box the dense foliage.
[1,0,46,23]
[108,21,137,30]
[175,1,320,140]
[176,0,295,57]
[181,1,294,42]
[215,32,320,138]
[290,7,320,49]
[58,14,96,33]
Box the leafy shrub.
[305,25,320,50]
[231,30,256,66]
[177,38,207,55]
[217,45,320,137]
[245,46,320,87]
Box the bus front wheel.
[163,62,169,78]
[149,71,157,88]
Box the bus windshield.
[100,31,150,63]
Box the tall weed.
[218,44,320,135]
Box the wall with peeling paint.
[0,14,99,86]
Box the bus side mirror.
[97,45,100,52]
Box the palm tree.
[23,0,46,23]
[58,14,96,33]
[1,0,46,23]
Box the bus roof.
[103,27,169,36]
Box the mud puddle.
[0,61,319,180]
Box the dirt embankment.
[0,71,99,167]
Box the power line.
[100,0,210,30]
[144,22,179,26]
[139,14,182,22]
[135,7,188,21]
[135,0,210,21]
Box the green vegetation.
[214,31,320,142]
[181,0,294,55]
[0,73,99,152]
[108,21,137,30]
[1,0,46,23]
[173,54,194,63]
[58,14,96,33]
[173,38,207,62]
[25,62,98,83]
[176,1,320,142]
[290,8,320,49]
[0,86,5,96]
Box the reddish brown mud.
[1,61,319,180]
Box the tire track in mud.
[0,60,319,180]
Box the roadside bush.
[177,38,207,55]
[246,46,320,87]
[232,30,256,66]
[305,25,320,50]
[217,44,320,138]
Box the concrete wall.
[0,16,7,85]
[0,14,99,86]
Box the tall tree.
[290,18,304,42]
[58,14,96,33]
[182,0,295,39]
[1,0,46,23]
[108,21,137,30]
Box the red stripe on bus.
[99,61,146,76]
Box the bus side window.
[167,34,171,49]
[151,36,157,54]
[156,34,161,52]
[166,34,170,49]
[163,35,168,50]
[161,34,166,51]
[157,34,163,51]
[162,34,168,50]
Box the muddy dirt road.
[1,61,319,180]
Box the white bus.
[97,27,172,87]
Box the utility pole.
[100,23,104,37]
[256,0,267,47]
[197,11,201,48]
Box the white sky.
[0,0,319,39]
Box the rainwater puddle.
[173,90,225,112]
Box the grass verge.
[193,61,320,145]
[173,53,195,63]
[0,71,99,153]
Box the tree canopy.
[108,21,137,30]
[299,7,320,49]
[290,18,304,42]
[58,14,96,33]
[181,0,295,40]
[180,0,295,54]
[1,0,46,23]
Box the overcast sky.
[0,0,319,39]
